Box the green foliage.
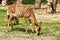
[23,0,35,4]
[6,0,17,5]
[23,0,60,5]
[58,0,60,4]
[0,0,2,3]
[0,0,60,4]
[42,0,47,4]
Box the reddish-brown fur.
[7,1,41,35]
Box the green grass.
[0,0,60,5]
[0,9,60,40]
[58,0,60,4]
[0,9,7,26]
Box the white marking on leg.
[13,14,17,16]
[7,10,9,15]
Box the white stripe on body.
[13,14,17,16]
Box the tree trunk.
[34,0,42,9]
[52,0,57,12]
[46,0,52,13]
[19,0,23,3]
[47,0,57,13]
[2,0,6,6]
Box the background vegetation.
[0,0,60,4]
[23,0,60,4]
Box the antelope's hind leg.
[15,17,19,24]
[14,16,19,25]
[7,15,13,32]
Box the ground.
[0,4,60,40]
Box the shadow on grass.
[14,28,35,33]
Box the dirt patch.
[33,4,60,22]
[0,32,56,40]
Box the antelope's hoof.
[6,29,13,32]
[6,30,11,32]
[6,24,11,26]
[32,30,35,33]
[26,32,28,34]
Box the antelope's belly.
[13,13,24,18]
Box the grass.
[0,8,60,40]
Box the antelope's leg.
[6,15,10,26]
[24,17,28,33]
[15,17,19,24]
[29,20,34,33]
[7,14,13,32]
[6,10,10,26]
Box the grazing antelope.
[2,0,41,35]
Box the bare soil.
[33,4,60,22]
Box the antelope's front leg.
[24,17,28,33]
[29,20,34,33]
[15,17,19,25]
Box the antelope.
[2,0,41,35]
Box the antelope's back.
[8,3,16,14]
[15,3,34,18]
